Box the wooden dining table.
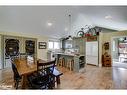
[14,58,47,89]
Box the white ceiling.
[0,6,127,38]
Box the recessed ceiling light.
[64,28,68,31]
[47,22,52,26]
[105,15,112,19]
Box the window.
[48,41,53,49]
[48,40,60,50]
[54,42,60,49]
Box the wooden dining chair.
[52,67,63,85]
[19,53,27,59]
[27,59,56,89]
[11,57,22,89]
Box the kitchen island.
[54,53,85,72]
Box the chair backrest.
[37,59,56,76]
[11,58,21,80]
[19,53,27,59]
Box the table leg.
[21,75,28,89]
[56,76,60,85]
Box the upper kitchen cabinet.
[61,37,85,54]
[61,39,73,50]
[73,37,85,55]
[65,40,73,49]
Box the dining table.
[14,58,47,89]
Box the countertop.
[54,52,84,57]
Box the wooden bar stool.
[62,58,65,67]
[61,57,65,67]
[70,59,74,71]
[66,59,74,71]
[66,59,70,70]
[58,57,65,67]
[58,57,62,66]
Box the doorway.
[112,37,127,68]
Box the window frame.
[48,40,61,50]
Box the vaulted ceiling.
[0,6,127,38]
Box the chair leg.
[15,80,19,89]
[56,76,60,85]
[14,81,16,87]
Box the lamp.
[124,37,127,42]
[64,14,73,40]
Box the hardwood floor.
[0,65,127,89]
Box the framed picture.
[38,42,46,49]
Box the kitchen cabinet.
[55,53,85,72]
[61,39,73,50]
[73,37,85,54]
[0,35,2,69]
[62,37,85,55]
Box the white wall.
[0,35,2,69]
[37,37,49,60]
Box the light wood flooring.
[0,65,127,89]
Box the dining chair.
[27,59,56,89]
[19,53,27,59]
[52,67,63,85]
[11,57,22,89]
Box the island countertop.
[54,52,84,57]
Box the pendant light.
[124,37,127,42]
[67,14,72,40]
[68,15,73,40]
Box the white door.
[86,41,98,66]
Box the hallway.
[113,59,127,69]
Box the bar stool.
[66,59,69,69]
[58,57,62,66]
[58,57,65,67]
[70,59,74,71]
[62,58,65,67]
[66,59,74,71]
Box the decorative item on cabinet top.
[86,36,98,41]
[85,26,102,37]
[76,25,102,38]
[104,42,109,50]
[38,42,47,49]
[77,28,85,37]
